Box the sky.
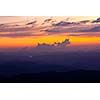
[0,16,100,49]
[0,16,99,23]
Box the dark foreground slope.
[1,69,100,83]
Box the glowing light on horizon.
[0,34,100,48]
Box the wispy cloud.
[0,32,33,37]
[92,17,100,23]
[44,18,52,23]
[26,20,37,25]
[80,26,100,32]
[52,21,75,26]
[79,20,90,24]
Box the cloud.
[52,20,91,27]
[80,26,100,32]
[44,26,85,33]
[0,27,32,32]
[0,23,45,38]
[52,21,74,26]
[0,24,9,28]
[36,38,70,49]
[0,32,45,38]
[44,28,76,34]
[26,20,37,25]
[42,18,55,25]
[44,18,52,23]
[44,24,100,34]
[0,24,5,26]
[0,32,33,38]
[79,20,90,24]
[0,17,100,38]
[92,18,100,23]
[44,28,63,33]
[69,34,81,36]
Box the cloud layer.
[0,17,100,38]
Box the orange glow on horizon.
[70,36,100,45]
[0,35,67,48]
[0,34,100,48]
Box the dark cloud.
[44,28,62,33]
[36,38,70,48]
[81,26,100,32]
[44,18,52,23]
[79,20,90,24]
[44,25,100,33]
[52,21,74,26]
[26,20,37,25]
[52,20,91,27]
[0,24,5,26]
[44,26,84,33]
[42,18,54,25]
[92,18,100,23]
[44,28,73,33]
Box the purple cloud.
[52,21,74,26]
[92,18,100,23]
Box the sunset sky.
[0,16,99,23]
[0,16,100,49]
